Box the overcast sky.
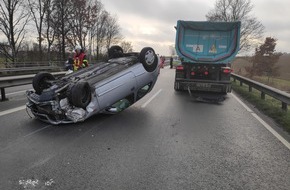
[101,0,290,56]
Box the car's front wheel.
[139,47,158,72]
[32,72,55,94]
[70,81,91,109]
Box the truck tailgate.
[175,21,241,64]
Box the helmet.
[75,45,82,51]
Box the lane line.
[1,125,51,152]
[0,88,32,98]
[231,93,290,150]
[0,105,26,117]
[23,125,51,138]
[6,90,28,96]
[141,89,162,108]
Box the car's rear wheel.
[108,45,124,59]
[33,72,55,94]
[70,81,91,109]
[139,47,158,72]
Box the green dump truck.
[174,20,241,96]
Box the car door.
[96,71,137,110]
[133,64,152,88]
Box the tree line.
[244,37,282,81]
[0,0,283,80]
[0,0,125,63]
[207,0,284,81]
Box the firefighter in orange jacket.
[73,45,88,71]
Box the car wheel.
[70,81,91,109]
[139,47,158,72]
[108,45,124,59]
[33,72,55,94]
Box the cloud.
[104,0,213,54]
[253,0,290,53]
[103,0,290,55]
[104,0,212,24]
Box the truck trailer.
[174,20,241,98]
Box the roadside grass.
[173,61,180,66]
[231,80,290,133]
[170,60,181,68]
[253,76,290,92]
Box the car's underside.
[26,46,159,125]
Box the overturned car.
[26,46,159,125]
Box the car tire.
[33,72,55,94]
[139,47,158,72]
[108,45,124,59]
[70,81,91,109]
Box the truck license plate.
[196,83,211,88]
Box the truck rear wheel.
[174,81,181,91]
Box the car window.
[137,83,152,100]
[106,98,131,113]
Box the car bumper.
[26,91,86,125]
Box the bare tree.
[43,0,56,61]
[119,41,133,53]
[0,0,123,62]
[27,0,48,60]
[93,8,108,59]
[206,0,265,53]
[0,0,30,62]
[86,0,101,62]
[69,0,90,48]
[49,0,73,60]
[104,14,122,52]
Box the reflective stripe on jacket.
[73,52,88,71]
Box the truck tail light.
[176,65,184,71]
[222,67,232,74]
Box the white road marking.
[1,125,51,152]
[6,90,28,96]
[23,125,51,138]
[141,89,163,108]
[0,105,26,117]
[0,88,32,98]
[231,93,290,150]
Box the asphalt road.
[0,68,290,190]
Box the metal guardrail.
[1,61,65,68]
[0,61,106,101]
[1,70,289,111]
[0,61,66,76]
[231,73,290,111]
[0,66,61,72]
[0,72,67,101]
